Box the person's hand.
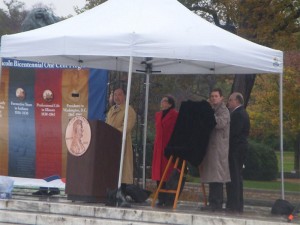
[109,91,114,106]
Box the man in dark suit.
[226,92,250,213]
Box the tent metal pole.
[0,58,2,81]
[118,56,133,188]
[279,72,284,199]
[142,72,150,188]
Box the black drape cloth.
[164,100,216,167]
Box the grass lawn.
[244,180,299,192]
[187,175,299,192]
[187,151,299,192]
[276,151,295,172]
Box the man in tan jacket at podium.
[106,87,136,207]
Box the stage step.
[0,209,169,225]
[0,197,296,225]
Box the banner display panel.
[88,69,108,120]
[35,69,63,178]
[0,68,9,175]
[61,69,89,177]
[8,68,36,177]
[0,59,108,178]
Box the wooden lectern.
[65,120,122,202]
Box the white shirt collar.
[231,104,242,112]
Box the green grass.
[187,175,299,192]
[276,151,295,172]
[187,151,299,192]
[244,180,299,192]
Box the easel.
[151,155,207,209]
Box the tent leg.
[142,72,150,189]
[279,72,284,199]
[0,58,2,81]
[118,56,133,189]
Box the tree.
[234,1,299,105]
[180,0,300,48]
[282,52,300,172]
[247,52,300,171]
[0,0,27,35]
[238,0,300,50]
[232,0,300,103]
[0,8,12,36]
[178,0,252,106]
[179,0,238,33]
[74,0,106,14]
[0,1,63,36]
[179,0,300,107]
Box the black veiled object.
[164,100,216,167]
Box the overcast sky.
[0,0,86,17]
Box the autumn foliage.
[248,52,300,151]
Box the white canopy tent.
[0,0,285,198]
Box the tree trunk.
[231,74,256,108]
[230,0,257,109]
[295,132,300,172]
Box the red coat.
[152,108,178,181]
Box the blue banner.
[88,69,108,120]
[8,68,36,177]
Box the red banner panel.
[35,69,63,178]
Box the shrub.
[244,140,278,181]
[187,162,199,177]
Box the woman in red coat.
[152,95,178,206]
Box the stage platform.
[0,184,298,225]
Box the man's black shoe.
[32,188,48,196]
[201,205,222,212]
[48,188,60,196]
[225,207,243,214]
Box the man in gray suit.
[200,88,230,212]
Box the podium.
[65,120,122,202]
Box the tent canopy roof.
[1,0,283,74]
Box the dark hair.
[210,88,223,97]
[164,95,176,109]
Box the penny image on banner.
[65,116,91,156]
